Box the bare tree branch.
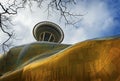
[47,0,83,25]
[0,2,24,53]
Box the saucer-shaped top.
[33,21,64,43]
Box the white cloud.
[63,27,87,44]
[60,1,114,44]
[69,1,114,40]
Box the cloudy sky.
[0,0,120,52]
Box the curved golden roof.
[0,37,120,81]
